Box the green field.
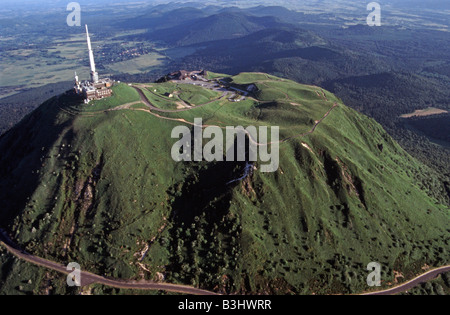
[106,53,167,75]
[0,32,164,97]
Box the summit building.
[74,25,113,103]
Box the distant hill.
[118,7,208,30]
[173,27,388,83]
[145,12,287,45]
[0,81,73,136]
[322,72,450,122]
[245,5,306,23]
[389,0,450,10]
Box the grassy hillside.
[0,74,448,295]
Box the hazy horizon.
[3,0,450,10]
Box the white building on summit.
[74,25,113,103]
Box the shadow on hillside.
[165,135,254,289]
[0,93,78,229]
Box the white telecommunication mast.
[85,24,99,83]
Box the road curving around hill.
[360,265,450,295]
[1,229,449,295]
[0,231,218,295]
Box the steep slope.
[0,73,448,295]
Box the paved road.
[361,265,450,295]
[1,230,448,295]
[0,231,218,295]
[132,85,227,113]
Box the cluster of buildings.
[74,25,113,103]
[164,70,207,82]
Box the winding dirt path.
[129,83,340,146]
